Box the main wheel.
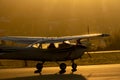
[59,63,66,74]
[36,63,43,70]
[60,63,66,70]
[34,63,43,74]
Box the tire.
[36,63,43,70]
[60,63,66,70]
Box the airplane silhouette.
[0,33,109,74]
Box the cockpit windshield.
[32,43,59,49]
[31,42,73,49]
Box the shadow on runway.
[1,74,87,80]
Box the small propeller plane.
[0,33,109,74]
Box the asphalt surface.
[0,64,120,80]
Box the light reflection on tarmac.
[0,64,120,80]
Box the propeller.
[86,51,92,58]
[86,25,92,58]
[75,37,92,58]
[81,40,92,58]
[76,25,93,58]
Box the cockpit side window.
[32,43,40,48]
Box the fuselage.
[0,44,87,61]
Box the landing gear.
[58,61,77,74]
[71,60,77,73]
[72,63,77,72]
[34,61,77,74]
[59,63,67,74]
[34,62,44,75]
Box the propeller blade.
[86,52,92,58]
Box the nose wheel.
[72,63,77,72]
[59,63,67,74]
[71,60,77,73]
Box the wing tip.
[101,33,110,37]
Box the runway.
[0,64,120,80]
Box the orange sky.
[0,0,120,36]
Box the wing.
[0,33,109,44]
[39,33,109,43]
[0,36,48,44]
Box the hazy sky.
[0,0,120,36]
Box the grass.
[0,52,120,68]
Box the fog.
[0,0,120,49]
[0,0,119,35]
